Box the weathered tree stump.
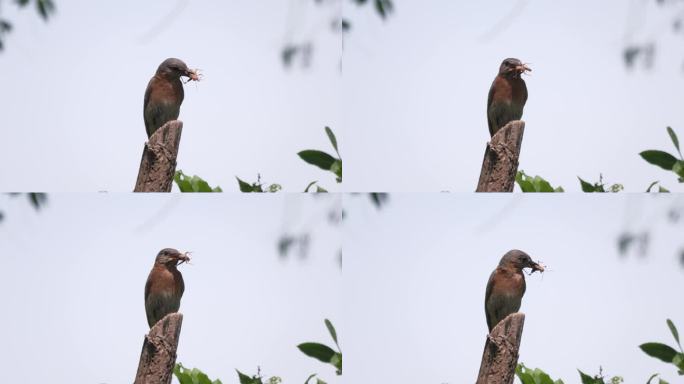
[134,120,183,192]
[134,313,183,384]
[475,313,525,384]
[476,121,525,192]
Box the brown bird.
[143,58,199,137]
[486,58,531,137]
[484,249,543,332]
[144,248,190,328]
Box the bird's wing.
[486,79,496,136]
[143,77,155,136]
[484,269,497,331]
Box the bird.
[144,248,190,328]
[143,58,199,138]
[484,249,543,332]
[486,58,531,137]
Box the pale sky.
[343,0,684,192]
[0,193,342,384]
[0,0,342,192]
[344,194,684,383]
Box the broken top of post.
[476,120,525,192]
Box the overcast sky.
[343,0,684,192]
[0,0,342,192]
[0,194,342,384]
[344,194,684,383]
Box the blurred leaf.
[667,319,681,349]
[374,0,393,19]
[672,161,684,179]
[667,127,681,157]
[324,319,339,348]
[298,150,336,171]
[36,0,55,20]
[304,374,317,384]
[0,20,12,32]
[640,342,678,363]
[27,192,47,210]
[304,181,318,192]
[330,160,342,182]
[297,342,336,364]
[369,193,389,208]
[316,185,328,193]
[516,363,564,384]
[325,126,339,157]
[579,177,596,192]
[640,150,678,170]
[329,352,342,375]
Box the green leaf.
[316,379,327,384]
[672,161,684,178]
[298,150,337,171]
[673,353,684,370]
[304,374,317,384]
[667,319,681,350]
[667,127,681,158]
[330,160,342,182]
[647,374,660,384]
[579,177,597,192]
[304,181,318,192]
[236,370,258,384]
[325,126,339,157]
[578,370,600,384]
[640,342,679,363]
[640,150,678,170]
[515,171,535,192]
[297,342,336,363]
[324,319,339,348]
[329,352,342,374]
[236,177,255,192]
[316,185,328,193]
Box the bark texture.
[476,120,525,192]
[134,120,183,192]
[134,313,183,384]
[475,312,525,384]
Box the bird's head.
[156,58,199,81]
[499,249,544,273]
[155,248,191,267]
[498,58,531,79]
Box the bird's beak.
[529,260,544,273]
[516,64,531,74]
[184,68,200,81]
[176,251,191,265]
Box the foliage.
[578,175,623,193]
[236,174,282,193]
[640,127,684,188]
[298,318,342,377]
[577,368,623,384]
[236,368,282,384]
[0,0,55,50]
[174,170,223,192]
[516,363,565,384]
[640,319,684,378]
[0,193,48,224]
[174,363,223,384]
[515,170,564,192]
[299,126,342,190]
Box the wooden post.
[476,121,525,192]
[134,121,183,192]
[134,313,183,384]
[475,313,525,384]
